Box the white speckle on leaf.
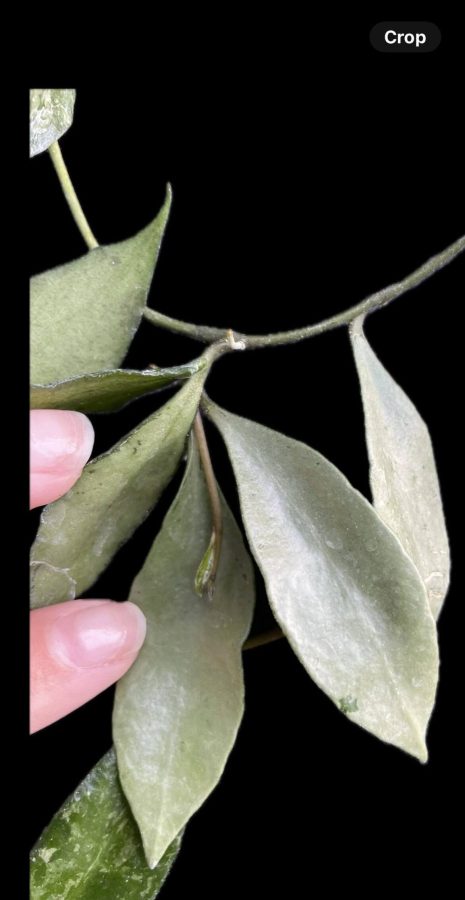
[38,847,57,863]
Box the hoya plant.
[29,89,464,898]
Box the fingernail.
[30,410,94,473]
[47,601,147,669]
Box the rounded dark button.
[370,22,441,53]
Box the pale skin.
[30,409,147,733]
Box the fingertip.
[47,600,147,669]
[30,600,147,733]
[30,410,94,508]
[30,471,84,508]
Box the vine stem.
[144,234,465,349]
[243,627,284,651]
[192,410,223,600]
[48,141,99,250]
[143,310,225,344]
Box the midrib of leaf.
[147,685,185,868]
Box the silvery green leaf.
[30,368,208,609]
[30,749,182,900]
[207,401,438,762]
[113,437,254,869]
[30,89,76,157]
[31,188,171,384]
[30,359,204,414]
[350,316,450,618]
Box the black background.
[30,21,464,897]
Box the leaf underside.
[30,749,182,900]
[30,89,76,157]
[208,402,439,762]
[114,437,255,869]
[30,359,204,414]
[30,369,209,609]
[350,316,450,619]
[30,187,171,385]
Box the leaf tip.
[154,183,173,228]
[417,742,429,765]
[400,727,429,764]
[146,836,168,871]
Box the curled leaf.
[194,531,216,598]
[350,316,450,618]
[113,437,255,869]
[30,89,76,157]
[30,368,209,609]
[207,401,439,762]
[30,359,204,414]
[31,187,171,384]
[30,749,182,899]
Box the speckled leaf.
[207,402,439,762]
[30,359,204,414]
[30,749,182,900]
[113,437,254,869]
[30,368,209,609]
[31,188,171,384]
[30,89,76,157]
[350,316,450,619]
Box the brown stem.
[243,627,284,651]
[193,411,223,600]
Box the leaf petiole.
[243,627,284,650]
[48,140,99,250]
[193,411,223,600]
